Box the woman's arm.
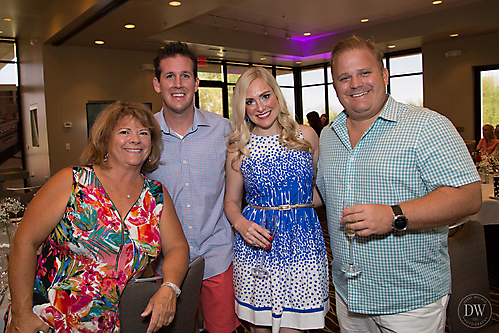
[224,150,272,248]
[300,125,324,208]
[8,167,73,333]
[141,186,189,333]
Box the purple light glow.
[291,32,336,42]
[274,52,331,63]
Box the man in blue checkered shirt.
[316,36,481,332]
[148,42,239,333]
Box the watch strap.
[391,204,403,216]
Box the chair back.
[447,220,496,332]
[119,256,205,333]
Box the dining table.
[473,176,499,225]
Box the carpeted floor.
[236,206,499,333]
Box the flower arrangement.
[0,197,25,246]
[472,151,499,173]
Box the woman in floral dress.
[7,101,189,333]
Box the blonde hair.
[330,36,385,74]
[228,67,311,167]
[80,101,163,173]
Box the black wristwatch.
[391,205,409,231]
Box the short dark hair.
[153,41,198,81]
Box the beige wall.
[42,45,162,175]
[422,31,499,141]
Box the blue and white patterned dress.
[233,132,329,332]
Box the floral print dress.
[30,166,163,332]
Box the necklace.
[107,172,131,199]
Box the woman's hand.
[141,286,177,333]
[234,218,272,249]
[7,311,50,333]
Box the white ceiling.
[1,0,498,66]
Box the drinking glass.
[341,200,361,278]
[251,213,278,279]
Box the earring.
[104,153,108,162]
[245,115,249,122]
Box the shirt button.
[190,245,193,249]
[185,182,189,186]
[183,160,187,164]
[187,203,191,208]
[188,225,193,229]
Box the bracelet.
[161,281,181,297]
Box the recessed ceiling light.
[296,61,302,64]
[260,57,267,60]
[0,30,2,34]
[124,24,135,29]
[433,1,443,4]
[3,18,13,22]
[361,18,369,23]
[303,32,311,36]
[217,53,224,56]
[388,45,396,49]
[169,1,181,6]
[95,40,105,45]
[450,33,459,38]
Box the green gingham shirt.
[316,95,479,314]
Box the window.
[386,52,423,107]
[0,37,22,167]
[474,65,499,142]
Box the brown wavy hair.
[228,67,311,166]
[80,101,163,173]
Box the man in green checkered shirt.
[317,36,481,332]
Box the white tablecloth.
[472,179,499,225]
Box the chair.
[119,256,205,333]
[447,220,498,332]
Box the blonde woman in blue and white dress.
[224,67,329,333]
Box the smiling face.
[153,55,199,116]
[332,48,389,123]
[245,78,281,136]
[107,116,152,169]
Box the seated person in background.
[7,101,189,333]
[477,124,499,155]
[495,124,499,141]
[306,111,324,137]
[321,113,329,126]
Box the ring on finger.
[252,239,257,245]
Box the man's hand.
[341,204,394,236]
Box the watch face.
[394,216,408,230]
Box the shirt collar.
[158,106,210,136]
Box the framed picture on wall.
[86,101,153,136]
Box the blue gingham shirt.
[148,107,233,279]
[316,95,479,314]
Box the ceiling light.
[0,31,2,34]
[94,40,105,45]
[213,16,220,28]
[217,53,224,56]
[124,24,135,29]
[303,32,311,36]
[450,33,459,38]
[296,61,302,64]
[433,1,443,4]
[169,1,181,6]
[3,18,13,22]
[263,26,269,37]
[361,18,369,23]
[233,21,239,32]
[388,45,396,49]
[261,57,267,60]
[284,30,291,40]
